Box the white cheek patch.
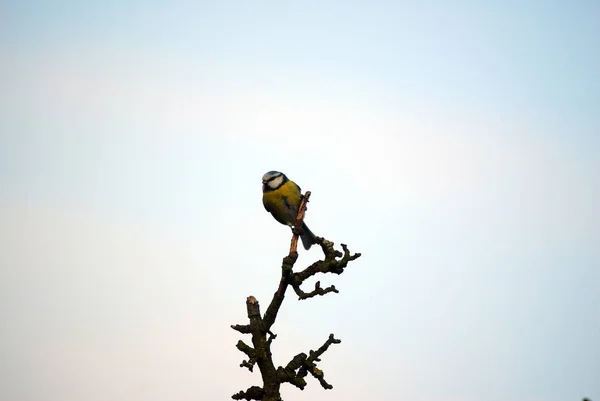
[263,171,282,182]
[269,175,284,189]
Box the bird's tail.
[300,222,317,250]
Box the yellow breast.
[263,180,302,226]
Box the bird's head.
[262,171,287,192]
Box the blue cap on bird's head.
[262,170,285,183]
[262,171,289,191]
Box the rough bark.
[231,191,361,400]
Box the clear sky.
[1,1,599,401]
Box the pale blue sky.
[1,1,599,401]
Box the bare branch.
[289,191,311,254]
[230,188,361,400]
[294,239,362,282]
[266,330,277,346]
[246,296,262,321]
[292,280,339,300]
[240,360,256,372]
[232,386,266,400]
[277,333,341,391]
[231,324,252,334]
[311,334,342,359]
[236,340,258,371]
[287,239,361,300]
[276,353,309,389]
[262,254,297,331]
[236,340,255,358]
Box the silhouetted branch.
[231,190,361,400]
[303,334,341,389]
[292,280,339,300]
[266,330,277,345]
[240,359,256,372]
[262,254,297,331]
[231,324,252,334]
[236,340,255,358]
[277,333,341,390]
[232,386,265,400]
[288,240,361,301]
[236,340,257,371]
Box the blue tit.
[262,171,317,250]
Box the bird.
[262,170,317,250]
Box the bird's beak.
[262,180,267,184]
